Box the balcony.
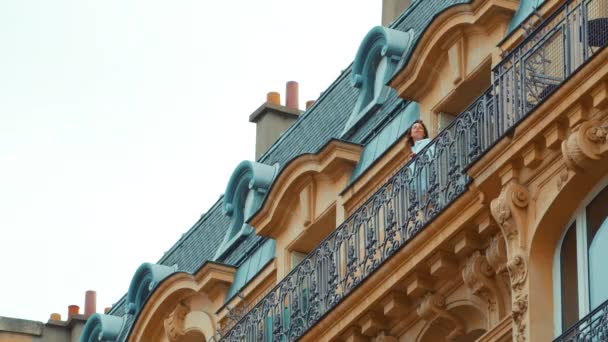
[554,298,608,341]
[212,0,607,341]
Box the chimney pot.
[266,92,280,105]
[306,100,315,109]
[286,81,299,109]
[104,307,112,314]
[49,313,61,321]
[85,290,97,316]
[68,305,80,319]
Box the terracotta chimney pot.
[68,305,80,319]
[49,313,61,321]
[306,100,315,109]
[104,307,112,314]
[266,92,280,105]
[85,290,97,316]
[286,81,299,109]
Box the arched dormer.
[80,313,125,342]
[128,263,236,342]
[389,0,517,136]
[214,161,277,260]
[342,26,415,136]
[127,262,177,315]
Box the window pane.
[561,222,579,330]
[587,186,608,309]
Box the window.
[554,184,608,334]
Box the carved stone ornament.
[486,234,511,295]
[512,294,528,342]
[556,168,570,190]
[562,120,608,172]
[462,250,502,312]
[164,302,189,342]
[490,182,529,246]
[373,331,399,342]
[486,235,507,274]
[507,253,528,292]
[417,292,465,341]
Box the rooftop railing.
[212,0,607,340]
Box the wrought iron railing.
[212,0,607,340]
[554,298,608,341]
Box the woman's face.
[411,122,426,141]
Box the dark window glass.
[587,186,608,309]
[561,222,579,330]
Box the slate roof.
[103,0,490,339]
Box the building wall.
[124,0,608,340]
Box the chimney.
[68,305,80,319]
[382,0,412,26]
[49,313,61,321]
[286,81,299,109]
[305,100,315,109]
[85,290,97,316]
[104,307,112,314]
[249,81,303,160]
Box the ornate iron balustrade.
[212,0,606,340]
[554,298,608,341]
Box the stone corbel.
[490,181,529,251]
[164,302,189,342]
[490,181,530,341]
[462,250,504,316]
[485,234,511,295]
[164,301,213,342]
[417,292,465,341]
[562,119,608,172]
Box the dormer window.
[214,161,277,261]
[343,26,415,136]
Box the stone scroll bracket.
[490,180,529,253]
[490,179,530,342]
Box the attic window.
[214,161,277,261]
[342,26,415,137]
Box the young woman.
[407,120,430,158]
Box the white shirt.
[411,138,431,154]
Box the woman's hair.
[407,119,429,146]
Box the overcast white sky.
[0,0,379,322]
